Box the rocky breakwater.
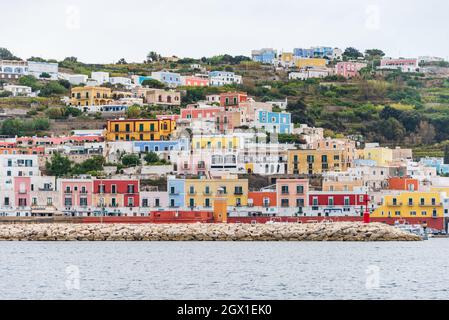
[0,222,422,241]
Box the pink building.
[335,62,367,78]
[59,178,94,216]
[180,104,224,120]
[182,76,209,87]
[14,177,31,209]
[380,58,419,72]
[276,179,309,215]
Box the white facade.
[289,68,331,80]
[91,71,110,84]
[209,71,242,86]
[28,61,59,80]
[59,73,88,85]
[3,85,33,97]
[109,77,133,87]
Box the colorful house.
[70,86,113,107]
[105,119,176,141]
[255,110,293,134]
[295,58,327,69]
[306,191,369,217]
[335,62,367,78]
[251,48,277,64]
[388,177,419,191]
[276,179,309,215]
[59,178,94,216]
[372,192,444,230]
[92,179,140,216]
[287,149,349,174]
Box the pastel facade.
[276,179,309,215]
[335,62,367,78]
[181,76,209,87]
[295,58,327,69]
[59,178,94,216]
[372,192,444,219]
[251,48,277,64]
[379,58,419,72]
[92,179,140,216]
[140,88,181,106]
[183,177,248,209]
[151,71,182,87]
[3,85,32,97]
[255,110,293,134]
[106,119,176,141]
[287,149,349,174]
[70,86,113,107]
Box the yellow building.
[372,192,444,218]
[295,58,327,69]
[184,176,248,208]
[280,52,294,64]
[70,86,113,106]
[105,119,176,141]
[191,135,240,151]
[287,149,348,175]
[362,147,393,166]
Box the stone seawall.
[0,222,422,241]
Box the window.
[296,185,304,194]
[281,186,289,194]
[189,198,195,207]
[142,199,148,207]
[281,199,289,207]
[234,186,243,195]
[47,198,52,206]
[155,198,160,207]
[328,197,334,206]
[80,198,88,207]
[64,198,72,206]
[189,186,195,194]
[127,184,135,194]
[408,198,413,206]
[4,197,10,206]
[127,197,134,207]
[205,198,210,207]
[98,185,105,194]
[344,197,350,206]
[111,185,117,194]
[296,199,304,208]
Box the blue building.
[133,139,189,153]
[151,71,182,87]
[167,177,185,208]
[420,157,449,175]
[251,48,277,64]
[255,110,293,134]
[293,47,334,58]
[136,76,153,85]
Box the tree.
[146,51,161,63]
[0,119,23,136]
[378,118,406,142]
[40,72,51,79]
[0,48,19,60]
[18,75,42,91]
[72,156,105,175]
[45,153,73,177]
[63,56,78,63]
[444,145,449,165]
[121,154,141,167]
[117,58,127,65]
[364,49,385,61]
[38,81,68,97]
[126,105,141,119]
[141,79,165,89]
[343,47,363,60]
[417,121,436,144]
[144,152,160,164]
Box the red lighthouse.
[363,193,370,224]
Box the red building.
[93,179,140,208]
[219,92,248,108]
[388,177,419,191]
[248,191,277,207]
[306,192,369,217]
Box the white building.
[109,77,133,88]
[28,61,59,80]
[59,73,88,85]
[209,71,242,86]
[289,67,331,80]
[91,71,110,84]
[0,60,28,80]
[3,84,33,97]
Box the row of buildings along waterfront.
[1,87,449,230]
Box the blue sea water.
[0,240,448,300]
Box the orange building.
[219,92,248,108]
[388,177,419,191]
[248,191,277,208]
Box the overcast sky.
[2,0,448,63]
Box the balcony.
[388,202,402,207]
[188,191,197,195]
[203,191,213,196]
[64,190,73,194]
[39,188,54,192]
[234,191,244,195]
